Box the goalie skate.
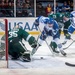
[20,51,31,62]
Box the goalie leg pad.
[20,51,31,62]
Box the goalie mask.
[13,24,22,29]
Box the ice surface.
[8,34,75,69]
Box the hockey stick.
[65,62,75,67]
[31,35,40,56]
[38,26,54,56]
[63,39,75,50]
[19,41,28,52]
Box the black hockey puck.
[40,57,43,59]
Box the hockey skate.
[50,43,59,53]
[20,51,31,62]
[60,50,66,56]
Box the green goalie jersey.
[8,28,29,42]
[8,28,36,47]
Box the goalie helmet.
[13,24,22,29]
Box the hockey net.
[0,19,8,68]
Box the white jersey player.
[66,11,75,39]
[31,16,66,56]
[68,11,75,34]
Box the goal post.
[0,19,8,68]
[5,19,8,61]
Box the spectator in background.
[68,1,73,11]
[0,0,8,16]
[70,2,73,11]
[22,3,29,17]
[0,0,14,17]
[25,0,30,4]
[62,1,70,12]
[45,3,53,16]
[28,10,33,17]
[55,3,59,12]
[16,2,22,17]
[6,1,14,17]
[16,0,34,17]
[36,3,45,17]
[53,2,60,13]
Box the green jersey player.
[8,24,37,62]
[49,12,71,52]
[49,12,70,31]
[62,15,71,44]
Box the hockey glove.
[31,41,37,48]
[28,36,37,48]
[33,19,39,26]
[65,34,71,39]
[51,29,58,36]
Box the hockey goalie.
[2,24,37,62]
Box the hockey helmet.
[47,18,54,24]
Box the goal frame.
[5,19,8,61]
[0,19,8,68]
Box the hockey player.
[31,16,66,56]
[49,12,71,45]
[66,11,75,40]
[49,12,70,36]
[62,14,71,44]
[8,24,37,62]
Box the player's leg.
[8,43,20,59]
[49,30,59,53]
[8,41,31,62]
[62,29,68,45]
[54,38,66,56]
[50,41,59,53]
[53,32,66,56]
[18,41,31,62]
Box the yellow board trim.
[0,32,5,35]
[0,31,75,35]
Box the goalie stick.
[65,62,75,67]
[31,35,40,55]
